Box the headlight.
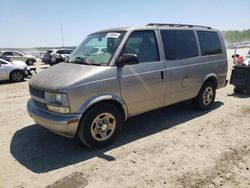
[45,92,70,113]
[45,92,69,106]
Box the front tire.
[77,103,123,148]
[193,81,216,110]
[10,70,24,82]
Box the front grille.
[33,99,47,110]
[30,87,45,99]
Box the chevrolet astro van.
[27,23,228,148]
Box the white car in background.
[0,58,29,82]
[0,51,36,65]
[50,49,72,65]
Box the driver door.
[118,30,166,116]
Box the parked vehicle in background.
[0,58,29,82]
[37,51,46,60]
[27,23,228,148]
[0,55,11,61]
[42,50,54,63]
[49,49,73,65]
[0,51,36,65]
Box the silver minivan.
[27,23,228,148]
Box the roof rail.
[146,23,212,29]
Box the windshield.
[69,31,125,65]
[68,31,125,65]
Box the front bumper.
[27,68,37,76]
[24,70,29,78]
[27,99,81,138]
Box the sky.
[0,0,249,48]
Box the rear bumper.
[27,99,81,138]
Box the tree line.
[222,29,250,43]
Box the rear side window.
[13,52,22,56]
[2,52,13,56]
[161,30,198,60]
[197,31,222,55]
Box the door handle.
[160,71,164,80]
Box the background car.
[46,49,72,65]
[0,51,36,65]
[242,57,250,66]
[0,58,29,82]
[42,50,54,63]
[0,55,11,61]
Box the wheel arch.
[203,74,218,89]
[78,95,128,122]
[195,73,218,97]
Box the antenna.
[61,24,64,48]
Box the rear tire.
[243,89,250,95]
[193,81,216,110]
[10,70,24,82]
[234,87,243,94]
[77,103,123,148]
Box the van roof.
[92,23,217,35]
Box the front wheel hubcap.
[202,86,214,105]
[12,72,23,82]
[91,113,116,141]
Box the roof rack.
[146,23,212,29]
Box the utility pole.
[61,24,64,48]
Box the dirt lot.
[0,49,250,188]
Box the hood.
[29,63,113,91]
[11,60,27,67]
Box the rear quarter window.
[0,60,8,64]
[160,30,199,60]
[197,31,222,55]
[2,52,13,56]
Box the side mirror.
[116,54,139,67]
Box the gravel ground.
[0,49,250,188]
